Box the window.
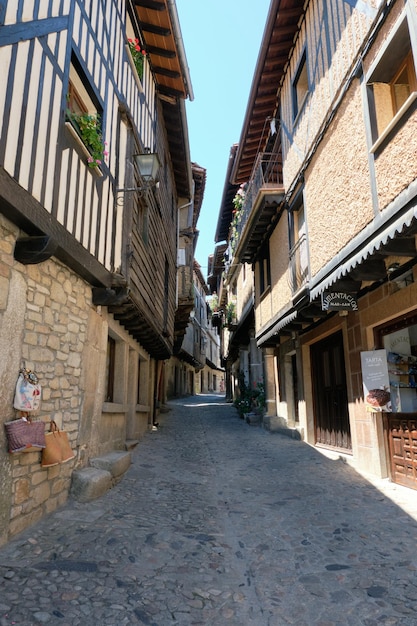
[293,51,309,120]
[137,194,149,244]
[367,18,417,145]
[375,314,417,413]
[163,259,169,334]
[106,336,116,402]
[125,11,146,83]
[66,57,104,167]
[288,191,308,293]
[259,241,271,296]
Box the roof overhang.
[215,145,240,244]
[231,0,305,184]
[134,0,193,101]
[134,1,194,198]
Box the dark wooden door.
[384,414,417,489]
[312,331,352,451]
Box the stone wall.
[0,215,155,543]
[0,215,93,542]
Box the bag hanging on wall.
[13,368,41,412]
[41,420,75,468]
[4,415,46,453]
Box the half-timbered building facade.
[218,0,417,489]
[0,0,194,543]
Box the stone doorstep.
[90,450,131,479]
[262,415,302,440]
[70,451,131,502]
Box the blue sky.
[175,0,271,278]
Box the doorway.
[311,331,352,451]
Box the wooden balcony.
[233,152,285,264]
[173,265,194,354]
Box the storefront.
[374,312,417,490]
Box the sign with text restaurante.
[321,290,358,311]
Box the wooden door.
[385,415,417,489]
[312,331,352,451]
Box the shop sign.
[360,350,391,412]
[321,291,358,311]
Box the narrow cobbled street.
[1,395,417,626]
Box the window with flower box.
[125,12,147,87]
[65,57,105,169]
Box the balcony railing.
[230,152,284,259]
[288,233,309,293]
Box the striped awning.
[257,310,298,347]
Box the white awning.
[310,205,417,301]
[257,310,298,347]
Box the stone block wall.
[0,214,93,543]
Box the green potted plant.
[66,110,107,168]
[127,38,147,80]
[225,301,236,326]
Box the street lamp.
[116,150,161,198]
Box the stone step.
[90,450,131,481]
[263,415,301,439]
[70,467,112,503]
[70,451,131,502]
[125,439,140,451]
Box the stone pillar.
[239,347,249,386]
[225,360,233,402]
[249,329,263,385]
[264,347,277,417]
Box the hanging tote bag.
[4,415,46,453]
[41,421,62,467]
[13,369,41,412]
[41,421,75,468]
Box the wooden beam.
[146,44,176,58]
[134,0,165,10]
[140,22,171,36]
[0,167,111,287]
[153,65,180,79]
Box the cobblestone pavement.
[1,395,417,626]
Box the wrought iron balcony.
[288,233,309,294]
[231,152,285,264]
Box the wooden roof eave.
[134,0,194,102]
[133,0,195,199]
[231,0,305,185]
[214,144,240,244]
